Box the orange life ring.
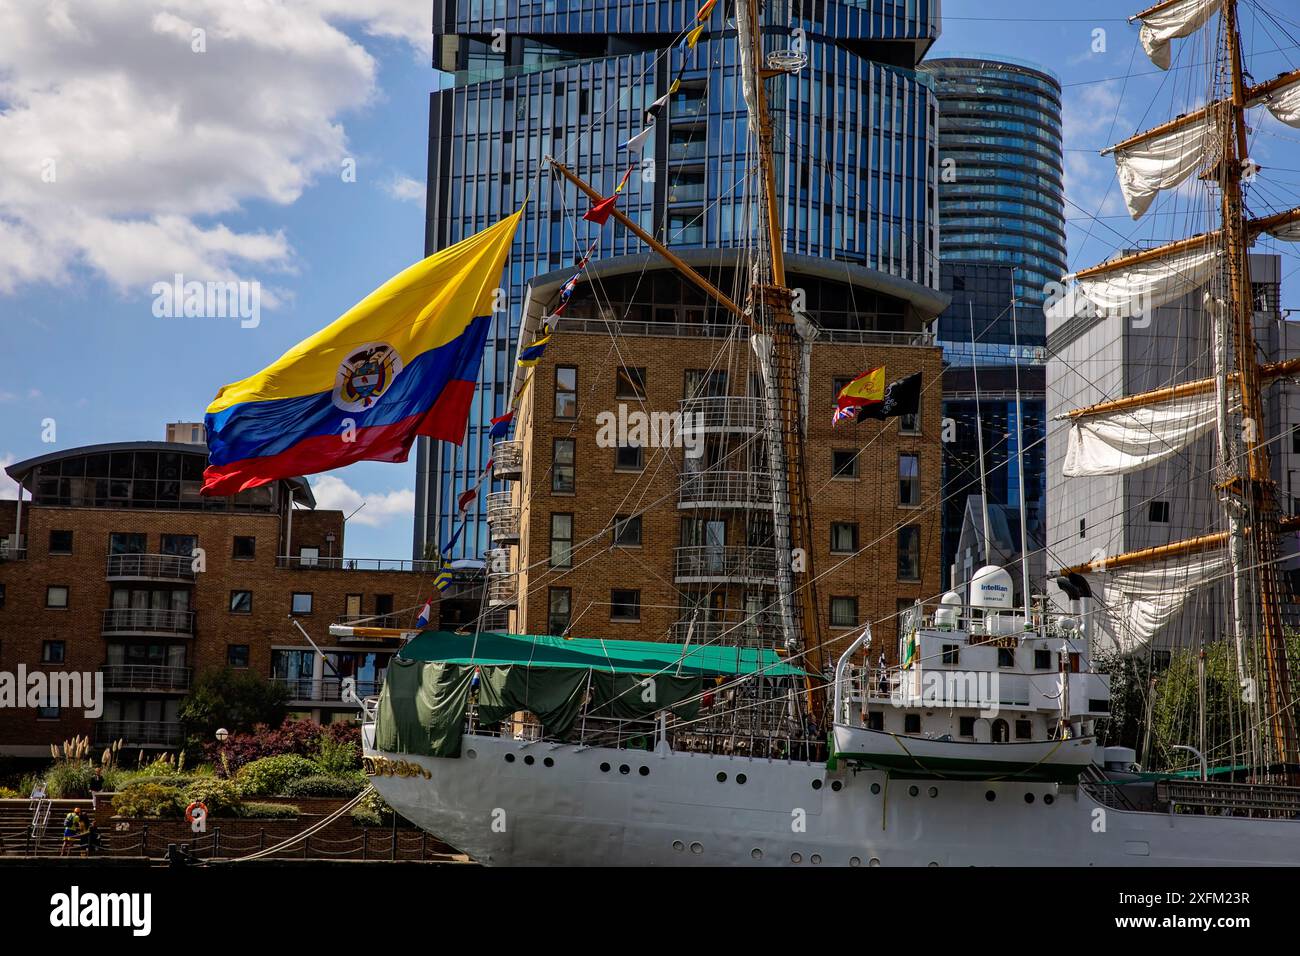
[185,800,208,823]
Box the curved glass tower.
[415,0,945,560]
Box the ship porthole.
[599,762,610,773]
[504,753,516,763]
[870,783,881,795]
[1044,793,1055,805]
[850,856,861,866]
[985,790,996,802]
[716,772,728,783]
[619,764,630,775]
[751,848,763,860]
[869,857,881,867]
[638,766,649,776]
[690,842,703,854]
[524,755,535,766]
[466,749,477,759]
[673,841,685,852]
[1024,793,1035,804]
[791,852,802,864]
[811,854,822,865]
[736,773,747,784]
[830,780,842,792]
[543,757,554,767]
[811,779,823,790]
[908,785,919,797]
[928,861,939,867]
[928,787,938,798]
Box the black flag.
[857,371,921,422]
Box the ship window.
[942,644,959,665]
[997,648,1014,668]
[1089,699,1110,713]
[959,716,975,737]
[867,711,884,731]
[904,713,921,734]
[991,719,1009,743]
[1015,720,1033,740]
[1079,518,1085,539]
[1034,649,1052,670]
[1148,500,1170,523]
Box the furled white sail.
[1114,121,1216,219]
[1262,219,1300,242]
[1063,389,1235,477]
[1251,73,1300,127]
[1095,551,1229,653]
[1138,0,1220,71]
[1065,245,1220,319]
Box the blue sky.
[1,1,1297,560]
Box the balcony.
[106,553,195,582]
[99,665,192,693]
[669,617,785,647]
[492,441,523,480]
[0,535,26,561]
[486,491,519,543]
[101,608,195,638]
[678,471,773,509]
[669,140,707,162]
[680,395,764,433]
[270,677,383,703]
[334,613,406,631]
[486,548,517,608]
[276,556,436,572]
[674,545,778,585]
[95,721,183,748]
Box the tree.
[178,667,289,748]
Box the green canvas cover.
[475,665,589,737]
[588,672,701,722]
[374,659,475,757]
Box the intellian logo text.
[49,886,151,936]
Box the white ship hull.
[363,728,1300,866]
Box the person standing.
[60,807,81,857]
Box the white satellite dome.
[970,565,1014,610]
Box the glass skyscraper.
[415,0,945,560]
[920,57,1064,587]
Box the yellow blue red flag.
[202,213,522,495]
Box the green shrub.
[112,783,185,819]
[114,774,199,790]
[314,734,360,775]
[234,754,321,797]
[183,779,243,817]
[0,786,21,799]
[45,761,98,799]
[283,773,366,798]
[350,789,390,827]
[235,802,300,819]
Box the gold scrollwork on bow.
[364,755,432,779]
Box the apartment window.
[904,713,922,734]
[1149,500,1170,523]
[299,546,320,567]
[550,513,574,568]
[555,365,577,419]
[997,647,1015,668]
[613,514,642,547]
[42,641,66,664]
[1079,519,1086,540]
[548,588,572,634]
[899,411,920,435]
[291,592,313,615]
[233,536,256,559]
[831,450,858,479]
[109,532,146,555]
[1016,719,1033,740]
[832,376,853,401]
[49,530,73,554]
[552,439,575,493]
[1035,649,1052,670]
[897,525,921,582]
[36,706,59,720]
[346,594,362,619]
[942,644,959,665]
[830,522,858,553]
[898,453,920,506]
[616,366,646,399]
[229,590,252,614]
[684,369,728,399]
[227,644,250,668]
[830,596,858,628]
[46,586,69,609]
[615,444,644,470]
[959,716,976,737]
[161,534,196,557]
[610,589,641,622]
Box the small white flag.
[621,126,653,153]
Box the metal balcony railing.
[94,721,183,747]
[486,491,519,541]
[270,677,383,702]
[673,546,778,584]
[98,665,192,692]
[106,553,195,581]
[486,547,517,607]
[492,441,523,480]
[334,613,405,630]
[276,556,436,572]
[679,395,764,432]
[678,471,773,508]
[101,608,195,637]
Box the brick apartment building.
[0,428,453,758]
[484,264,945,667]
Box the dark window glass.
[49,530,73,554]
[233,536,256,559]
[997,648,1015,668]
[161,534,196,556]
[942,644,959,665]
[548,588,571,635]
[832,450,858,479]
[109,533,146,555]
[615,444,644,470]
[830,596,858,628]
[616,366,646,399]
[959,716,975,737]
[1148,500,1170,523]
[610,589,641,621]
[42,641,65,663]
[613,515,642,547]
[898,453,920,505]
[1015,720,1033,740]
[897,526,921,581]
[867,711,884,730]
[1034,649,1051,670]
[291,592,313,615]
[230,591,252,614]
[904,713,922,734]
[550,514,573,568]
[227,645,250,668]
[555,366,577,419]
[552,439,575,493]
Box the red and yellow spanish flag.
[201,213,522,496]
[835,366,885,410]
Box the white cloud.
[0,0,429,297]
[382,175,427,205]
[0,454,18,500]
[309,474,414,527]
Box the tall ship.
[348,0,1300,864]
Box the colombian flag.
[201,213,522,495]
[835,366,885,410]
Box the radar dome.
[970,565,1014,610]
